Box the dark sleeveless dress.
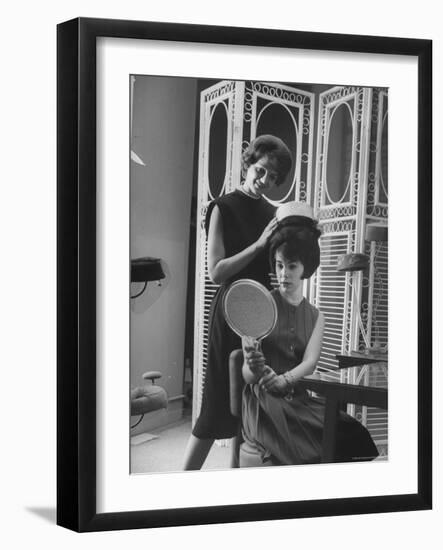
[192,189,275,439]
[241,290,379,464]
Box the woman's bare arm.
[285,312,325,382]
[207,205,277,284]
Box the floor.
[130,414,387,474]
[130,416,232,474]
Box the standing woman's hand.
[255,217,278,250]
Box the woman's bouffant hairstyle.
[242,135,292,186]
[269,218,321,279]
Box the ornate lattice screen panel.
[360,89,389,454]
[193,81,244,422]
[364,89,388,351]
[193,80,315,424]
[246,81,314,292]
[311,86,372,383]
[312,85,389,455]
[363,88,388,350]
[245,81,314,205]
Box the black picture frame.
[57,17,432,532]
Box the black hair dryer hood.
[131,257,166,283]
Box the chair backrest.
[229,349,245,418]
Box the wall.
[130,76,197,431]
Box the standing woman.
[183,135,292,469]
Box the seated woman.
[240,203,379,467]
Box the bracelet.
[283,371,295,398]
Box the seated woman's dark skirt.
[241,385,379,466]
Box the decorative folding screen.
[311,86,388,454]
[360,89,389,455]
[311,86,373,380]
[192,81,242,422]
[193,81,388,454]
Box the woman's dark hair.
[242,134,292,186]
[269,218,321,279]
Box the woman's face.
[244,155,279,196]
[275,247,304,294]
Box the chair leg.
[230,434,242,468]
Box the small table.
[300,350,388,463]
[335,350,388,370]
[337,350,388,447]
[336,351,388,424]
[302,351,388,462]
[299,377,388,463]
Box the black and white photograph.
[129,75,389,474]
[1,0,440,544]
[53,14,432,535]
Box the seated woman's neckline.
[277,291,305,307]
